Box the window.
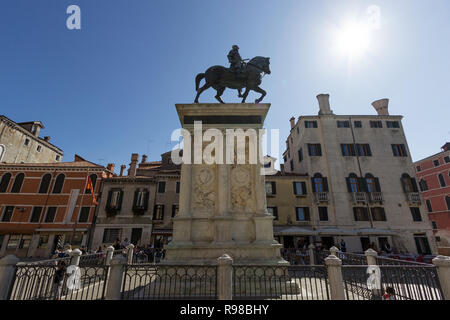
[357,144,372,157]
[305,121,317,128]
[414,236,431,255]
[312,173,328,193]
[30,207,43,223]
[7,235,20,249]
[346,174,362,192]
[157,181,166,193]
[52,174,65,194]
[295,207,310,221]
[308,144,322,156]
[392,144,408,157]
[0,173,12,192]
[78,207,90,222]
[370,120,383,128]
[416,165,421,172]
[290,160,294,171]
[44,207,57,223]
[103,228,122,243]
[38,235,49,248]
[444,156,450,163]
[56,155,60,161]
[36,145,41,152]
[267,207,278,220]
[426,200,433,213]
[431,221,438,230]
[353,207,369,221]
[176,182,180,193]
[401,174,418,193]
[298,148,303,162]
[11,173,25,193]
[38,173,52,194]
[0,144,4,161]
[365,174,381,192]
[265,181,276,195]
[446,196,450,210]
[293,181,307,195]
[354,121,362,128]
[19,235,32,249]
[133,189,149,212]
[2,206,14,222]
[433,160,440,167]
[386,121,400,128]
[419,179,428,191]
[438,174,446,187]
[153,205,165,220]
[341,144,356,156]
[85,174,97,194]
[24,139,30,146]
[172,204,179,217]
[337,120,350,128]
[264,162,271,168]
[107,189,123,210]
[318,207,328,221]
[371,207,387,221]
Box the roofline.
[413,149,450,164]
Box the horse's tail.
[195,73,205,91]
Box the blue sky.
[1,0,449,169]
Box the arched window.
[312,173,328,193]
[0,173,12,192]
[365,173,381,192]
[0,144,5,161]
[419,179,428,192]
[85,174,97,194]
[401,173,418,193]
[52,174,65,194]
[38,173,52,194]
[446,196,450,210]
[347,173,359,192]
[11,173,25,193]
[426,199,433,213]
[438,174,446,187]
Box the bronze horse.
[194,56,271,104]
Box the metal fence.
[341,265,444,300]
[233,265,330,300]
[8,264,109,300]
[375,256,431,266]
[121,264,217,300]
[337,252,367,265]
[131,249,166,264]
[281,249,310,265]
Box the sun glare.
[337,21,371,58]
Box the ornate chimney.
[128,153,139,177]
[106,163,115,173]
[289,117,295,129]
[317,94,333,115]
[372,99,389,116]
[119,165,126,177]
[141,154,148,163]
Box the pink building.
[414,143,450,255]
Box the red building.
[414,143,450,255]
[0,155,114,258]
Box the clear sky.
[1,0,449,170]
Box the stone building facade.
[282,95,437,254]
[0,155,113,258]
[91,152,180,249]
[414,143,450,255]
[0,115,63,164]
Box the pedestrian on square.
[53,260,67,300]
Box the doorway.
[320,237,335,250]
[131,228,143,245]
[283,236,294,248]
[360,237,370,252]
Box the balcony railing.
[314,192,329,203]
[352,192,367,204]
[369,192,384,203]
[406,192,422,205]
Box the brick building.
[414,143,450,255]
[0,115,63,164]
[0,155,114,258]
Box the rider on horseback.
[227,45,245,97]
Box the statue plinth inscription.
[164,103,286,265]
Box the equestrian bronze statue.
[194,54,271,104]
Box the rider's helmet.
[232,45,239,50]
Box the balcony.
[406,192,422,205]
[352,192,367,204]
[314,192,329,203]
[369,192,384,203]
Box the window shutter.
[318,144,322,156]
[273,207,278,220]
[414,237,423,254]
[400,144,407,157]
[374,178,381,192]
[323,177,329,192]
[314,121,317,128]
[358,177,368,192]
[367,145,372,156]
[106,190,113,209]
[133,189,139,208]
[392,145,397,156]
[400,177,406,192]
[143,191,149,210]
[272,182,276,195]
[301,182,307,194]
[161,205,165,220]
[153,205,157,220]
[304,207,310,221]
[293,182,297,195]
[341,144,345,156]
[411,178,418,192]
[311,178,315,192]
[117,190,124,210]
[353,207,358,220]
[381,208,386,221]
[346,177,352,192]
[350,144,356,156]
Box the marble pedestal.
[164,103,286,266]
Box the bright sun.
[336,21,371,58]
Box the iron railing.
[314,192,329,203]
[375,255,431,266]
[336,252,367,265]
[281,249,310,265]
[121,264,217,300]
[233,265,330,300]
[369,192,384,203]
[406,192,422,204]
[131,249,166,264]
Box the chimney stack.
[441,142,450,152]
[43,136,50,142]
[106,163,115,173]
[289,117,295,129]
[128,153,139,177]
[119,165,126,177]
[372,98,389,116]
[317,94,333,115]
[141,154,148,163]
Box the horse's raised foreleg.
[215,87,226,104]
[241,88,250,103]
[194,84,211,103]
[254,86,266,104]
